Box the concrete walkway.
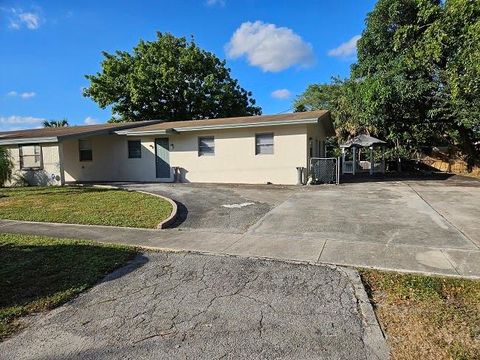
[2,216,479,279]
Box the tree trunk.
[396,139,402,172]
[458,126,476,172]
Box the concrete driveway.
[0,252,386,360]
[118,176,480,278]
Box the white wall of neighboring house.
[6,143,63,186]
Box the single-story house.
[0,110,334,186]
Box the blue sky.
[0,0,376,130]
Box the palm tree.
[43,119,69,128]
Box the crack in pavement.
[0,252,387,360]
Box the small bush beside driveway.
[0,186,172,228]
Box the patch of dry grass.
[361,270,480,360]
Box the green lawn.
[0,233,138,339]
[0,186,172,228]
[361,270,480,360]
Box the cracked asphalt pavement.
[0,252,384,360]
[117,183,295,233]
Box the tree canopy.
[43,119,69,128]
[295,0,480,166]
[84,32,261,122]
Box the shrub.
[0,147,13,186]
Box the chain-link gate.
[310,157,340,184]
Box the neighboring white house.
[0,111,334,186]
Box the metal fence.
[310,157,340,185]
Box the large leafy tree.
[293,78,371,139]
[84,32,261,121]
[421,0,480,167]
[352,0,443,153]
[296,0,480,168]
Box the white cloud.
[84,116,98,125]
[18,12,40,29]
[205,0,225,6]
[5,91,36,99]
[225,21,314,72]
[2,7,43,30]
[20,92,36,99]
[271,89,292,99]
[0,115,45,131]
[328,35,361,58]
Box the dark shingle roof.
[0,120,161,143]
[116,110,330,134]
[0,111,335,144]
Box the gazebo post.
[381,146,386,174]
[352,146,356,175]
[370,146,374,175]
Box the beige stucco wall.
[5,143,63,186]
[58,122,327,185]
[2,122,329,186]
[62,135,164,183]
[168,125,308,185]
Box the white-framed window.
[19,144,42,169]
[255,133,274,155]
[198,136,214,156]
[79,139,93,161]
[128,140,142,158]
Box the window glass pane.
[256,135,273,145]
[22,155,41,168]
[255,133,274,154]
[79,150,92,161]
[256,144,274,154]
[20,145,42,169]
[79,139,92,151]
[198,136,214,156]
[21,145,36,156]
[79,139,93,161]
[128,140,142,158]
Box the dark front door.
[155,138,170,179]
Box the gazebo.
[340,134,386,175]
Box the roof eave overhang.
[57,129,120,141]
[115,128,178,136]
[115,118,320,136]
[0,137,58,145]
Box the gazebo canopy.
[340,134,386,148]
